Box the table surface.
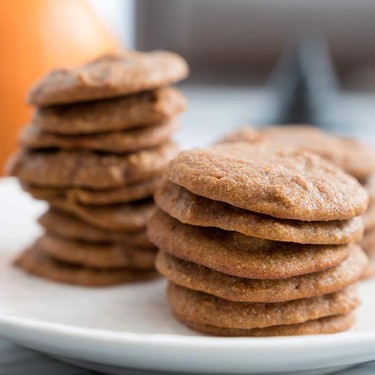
[2,84,375,374]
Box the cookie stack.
[222,125,375,278]
[8,51,188,286]
[362,181,375,277]
[148,143,368,336]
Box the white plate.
[1,178,375,375]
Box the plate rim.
[1,310,375,349]
[2,312,375,374]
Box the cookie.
[50,198,155,232]
[362,257,375,279]
[360,230,375,254]
[38,234,156,270]
[168,283,359,329]
[167,143,368,221]
[21,120,179,153]
[148,210,353,279]
[363,185,375,228]
[28,51,189,106]
[363,205,375,231]
[155,179,364,245]
[221,125,375,180]
[38,209,153,249]
[156,247,366,302]
[8,142,177,189]
[220,127,260,143]
[15,245,159,286]
[31,88,186,134]
[175,313,355,337]
[24,175,161,205]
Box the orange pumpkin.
[0,0,120,173]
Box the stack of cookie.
[361,181,375,277]
[221,125,375,278]
[148,143,368,336]
[8,51,188,286]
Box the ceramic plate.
[0,178,375,375]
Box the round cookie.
[8,142,177,189]
[50,198,155,232]
[167,142,368,221]
[24,175,161,205]
[155,179,364,245]
[148,210,353,279]
[156,247,367,302]
[28,51,189,106]
[31,87,186,134]
[168,283,359,330]
[221,125,375,180]
[38,234,156,270]
[38,209,153,249]
[363,204,375,232]
[362,257,375,279]
[360,230,375,255]
[15,246,159,286]
[175,313,355,337]
[363,185,375,230]
[21,121,179,154]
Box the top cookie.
[221,125,375,180]
[28,51,189,106]
[167,142,368,221]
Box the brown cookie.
[148,210,353,279]
[362,256,375,279]
[221,125,375,180]
[8,142,177,189]
[31,88,186,134]
[360,230,375,254]
[39,209,154,249]
[24,175,161,205]
[15,245,159,286]
[155,179,364,245]
[363,203,375,232]
[175,313,355,337]
[50,198,155,232]
[167,143,368,221]
[28,52,189,106]
[21,121,179,154]
[38,234,156,270]
[168,283,359,329]
[363,182,375,232]
[363,209,375,232]
[156,247,367,303]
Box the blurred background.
[2,0,375,171]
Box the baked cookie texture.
[38,209,154,249]
[361,182,375,278]
[155,178,364,245]
[9,142,178,189]
[31,87,186,134]
[27,52,188,106]
[221,125,375,180]
[148,141,368,336]
[9,49,188,286]
[23,175,161,205]
[221,125,375,279]
[167,143,368,221]
[20,121,179,153]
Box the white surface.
[1,179,375,374]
